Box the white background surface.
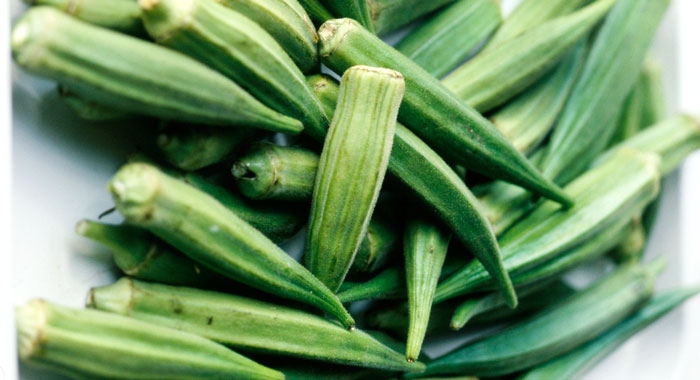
[3,0,700,379]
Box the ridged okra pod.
[639,58,666,128]
[16,299,283,380]
[298,0,334,25]
[366,301,456,338]
[157,124,258,171]
[350,215,399,274]
[404,219,451,361]
[306,66,404,292]
[395,0,502,78]
[89,278,425,372]
[338,266,404,303]
[309,74,517,307]
[109,162,354,327]
[271,358,388,380]
[368,0,457,36]
[518,287,700,380]
[540,0,671,185]
[23,0,145,35]
[318,18,572,208]
[490,40,588,155]
[435,149,661,302]
[214,0,319,73]
[58,86,133,121]
[11,7,302,134]
[321,0,375,32]
[443,0,616,112]
[610,80,646,146]
[140,0,327,138]
[421,260,665,377]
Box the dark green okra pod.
[298,0,334,25]
[368,0,457,36]
[89,278,425,372]
[321,0,375,32]
[306,65,404,292]
[16,299,283,380]
[58,85,133,121]
[338,266,404,303]
[140,0,327,138]
[23,0,145,35]
[350,215,399,274]
[395,0,502,78]
[318,18,572,208]
[109,162,354,327]
[11,7,302,133]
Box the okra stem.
[368,0,457,36]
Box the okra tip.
[318,18,360,58]
[109,163,161,223]
[15,299,47,361]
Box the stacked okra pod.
[11,0,700,378]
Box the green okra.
[309,74,517,307]
[157,124,258,171]
[58,86,133,121]
[23,0,145,35]
[365,301,456,338]
[443,0,615,113]
[76,220,225,286]
[338,266,404,303]
[421,259,665,377]
[11,7,302,134]
[109,162,354,327]
[306,66,404,292]
[350,215,399,274]
[609,216,647,263]
[270,358,389,380]
[298,0,334,25]
[16,299,283,380]
[318,18,572,209]
[140,0,326,139]
[232,143,320,202]
[395,0,502,78]
[214,0,319,73]
[435,149,661,303]
[609,79,646,146]
[639,57,666,128]
[368,0,457,36]
[539,0,671,186]
[89,278,425,372]
[490,39,588,155]
[404,219,451,361]
[321,0,375,32]
[483,0,590,51]
[518,287,700,380]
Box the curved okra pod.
[214,0,319,73]
[298,0,334,25]
[320,0,375,32]
[442,0,616,112]
[318,18,572,208]
[109,162,354,328]
[395,0,502,78]
[518,287,700,380]
[404,219,451,361]
[306,66,404,292]
[350,215,399,274]
[89,278,425,372]
[368,0,457,36]
[23,0,145,35]
[58,86,133,121]
[16,299,283,380]
[338,266,405,303]
[140,0,326,138]
[11,7,302,134]
[420,259,666,377]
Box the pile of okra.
[11,0,700,378]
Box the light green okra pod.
[109,162,354,328]
[309,74,516,307]
[609,79,646,146]
[368,0,457,36]
[518,287,700,380]
[404,219,451,361]
[23,0,145,35]
[140,0,326,139]
[395,0,502,78]
[11,7,302,134]
[321,0,375,32]
[421,259,665,377]
[443,0,616,112]
[609,215,647,263]
[58,86,133,121]
[213,0,319,73]
[16,299,283,380]
[639,57,666,128]
[306,65,404,292]
[89,278,425,372]
[297,0,334,25]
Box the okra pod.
[368,0,457,36]
[609,80,645,146]
[11,7,302,134]
[351,215,399,274]
[404,219,451,361]
[395,0,502,78]
[443,0,615,112]
[609,216,647,263]
[214,0,319,73]
[16,299,283,380]
[306,66,404,291]
[318,18,572,208]
[338,266,404,303]
[140,0,327,138]
[298,0,334,25]
[639,57,666,128]
[518,287,700,380]
[157,124,258,171]
[309,74,517,307]
[270,358,388,380]
[421,259,665,377]
[540,0,671,185]
[23,0,145,35]
[321,0,375,32]
[365,301,456,338]
[109,162,354,327]
[58,85,133,121]
[435,149,661,302]
[89,278,425,372]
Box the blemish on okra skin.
[207,316,214,325]
[170,298,184,314]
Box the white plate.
[6,0,700,379]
